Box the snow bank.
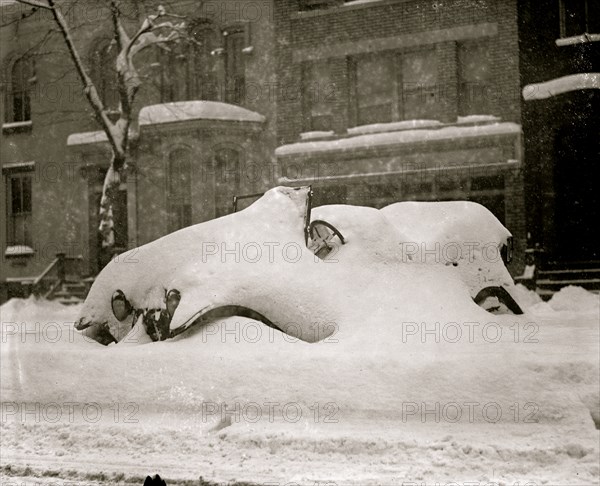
[529,286,600,318]
[512,283,543,310]
[546,286,600,313]
[2,290,599,484]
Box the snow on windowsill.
[523,73,600,101]
[5,245,35,257]
[2,161,35,173]
[300,131,336,141]
[348,120,442,136]
[555,33,600,46]
[456,115,501,124]
[2,120,32,132]
[342,0,384,5]
[276,121,521,156]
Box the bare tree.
[15,0,187,249]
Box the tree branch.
[14,0,52,10]
[39,0,125,163]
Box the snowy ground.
[1,285,599,485]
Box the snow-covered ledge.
[67,130,109,146]
[139,101,266,126]
[5,245,35,258]
[523,73,600,101]
[276,121,521,157]
[2,120,32,133]
[555,33,600,46]
[2,161,35,174]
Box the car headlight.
[166,289,181,318]
[111,289,133,321]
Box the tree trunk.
[99,154,125,249]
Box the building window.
[458,41,493,116]
[189,19,219,101]
[401,49,438,119]
[353,53,395,125]
[6,172,33,246]
[5,56,33,124]
[349,48,439,126]
[224,26,246,105]
[303,61,336,131]
[214,147,240,218]
[560,0,599,37]
[91,41,120,112]
[167,149,193,232]
[157,43,189,103]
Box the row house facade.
[1,0,278,300]
[273,0,527,275]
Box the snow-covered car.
[310,200,522,315]
[76,186,522,345]
[382,201,521,314]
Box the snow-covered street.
[1,285,598,485]
[2,0,599,483]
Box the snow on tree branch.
[15,0,193,252]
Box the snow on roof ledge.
[67,130,108,146]
[348,120,442,136]
[523,73,600,101]
[139,101,266,126]
[276,122,521,157]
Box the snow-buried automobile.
[76,186,523,345]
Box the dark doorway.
[553,117,600,263]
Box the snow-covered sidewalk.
[1,288,598,485]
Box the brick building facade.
[1,0,598,301]
[1,0,278,299]
[518,0,599,268]
[273,0,526,275]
